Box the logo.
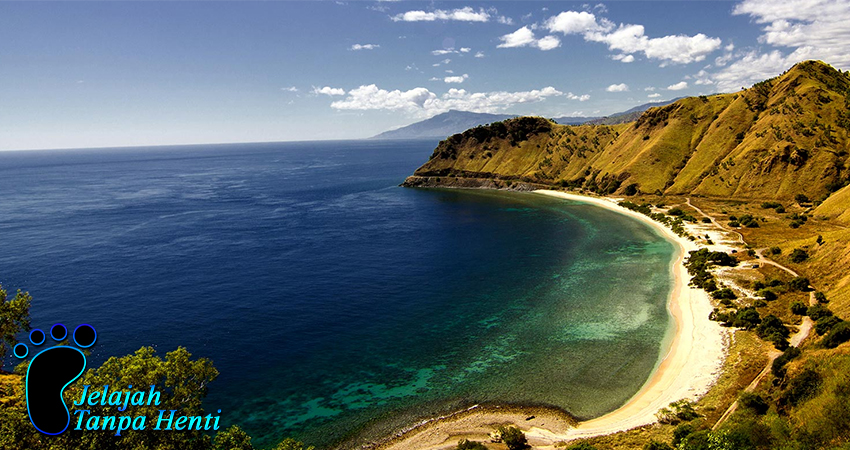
[13,323,97,435]
[14,324,222,436]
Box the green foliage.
[214,425,255,450]
[738,392,769,415]
[815,316,843,335]
[769,246,782,255]
[778,368,821,407]
[711,288,737,300]
[495,426,529,450]
[656,400,699,424]
[814,291,828,303]
[772,346,801,378]
[789,248,809,263]
[673,423,694,446]
[790,301,808,315]
[271,438,315,450]
[0,285,32,364]
[788,276,810,291]
[806,304,833,321]
[678,429,710,450]
[456,439,488,450]
[757,289,777,301]
[564,443,598,450]
[823,321,850,348]
[756,314,788,339]
[643,441,673,450]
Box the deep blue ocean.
[0,140,675,448]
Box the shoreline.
[377,188,728,449]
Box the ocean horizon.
[0,140,675,448]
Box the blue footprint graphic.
[13,323,97,435]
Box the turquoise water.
[0,141,675,448]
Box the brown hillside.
[407,60,850,202]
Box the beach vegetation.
[563,443,598,450]
[656,400,699,424]
[456,439,488,450]
[672,423,694,446]
[643,441,673,450]
[756,289,777,301]
[0,284,32,366]
[494,426,529,450]
[711,288,737,300]
[213,425,255,450]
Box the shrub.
[823,321,850,348]
[790,301,808,315]
[815,292,828,303]
[712,288,737,300]
[456,439,488,450]
[644,441,673,450]
[806,304,833,321]
[495,426,529,450]
[788,277,810,291]
[795,194,810,204]
[757,289,777,301]
[815,316,842,335]
[769,246,782,255]
[772,346,801,378]
[756,314,787,339]
[790,248,809,263]
[672,423,694,446]
[565,443,598,450]
[779,368,821,407]
[739,392,769,415]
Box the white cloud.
[545,11,611,35]
[648,93,662,98]
[312,86,346,96]
[475,51,485,58]
[612,54,635,63]
[281,86,299,92]
[350,44,380,51]
[498,26,561,51]
[567,92,591,101]
[432,47,473,56]
[497,15,515,25]
[392,7,490,22]
[606,83,629,92]
[329,84,563,117]
[536,35,562,50]
[541,10,721,64]
[444,74,469,83]
[705,0,850,92]
[644,86,656,91]
[667,81,688,90]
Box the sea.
[0,140,676,448]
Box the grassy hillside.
[406,60,850,202]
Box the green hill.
[405,60,850,202]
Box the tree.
[769,247,782,255]
[789,249,809,263]
[788,277,810,291]
[272,438,315,450]
[456,439,488,450]
[806,304,833,321]
[790,301,809,315]
[757,289,777,301]
[815,292,828,303]
[644,441,673,450]
[795,194,810,204]
[0,285,32,365]
[823,322,850,348]
[739,392,769,415]
[815,316,842,335]
[673,423,694,446]
[495,426,529,450]
[214,425,255,450]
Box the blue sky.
[1,0,848,151]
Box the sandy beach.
[378,190,728,449]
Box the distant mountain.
[372,99,684,140]
[371,110,516,140]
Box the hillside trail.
[684,198,815,430]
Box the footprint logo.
[13,323,97,435]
